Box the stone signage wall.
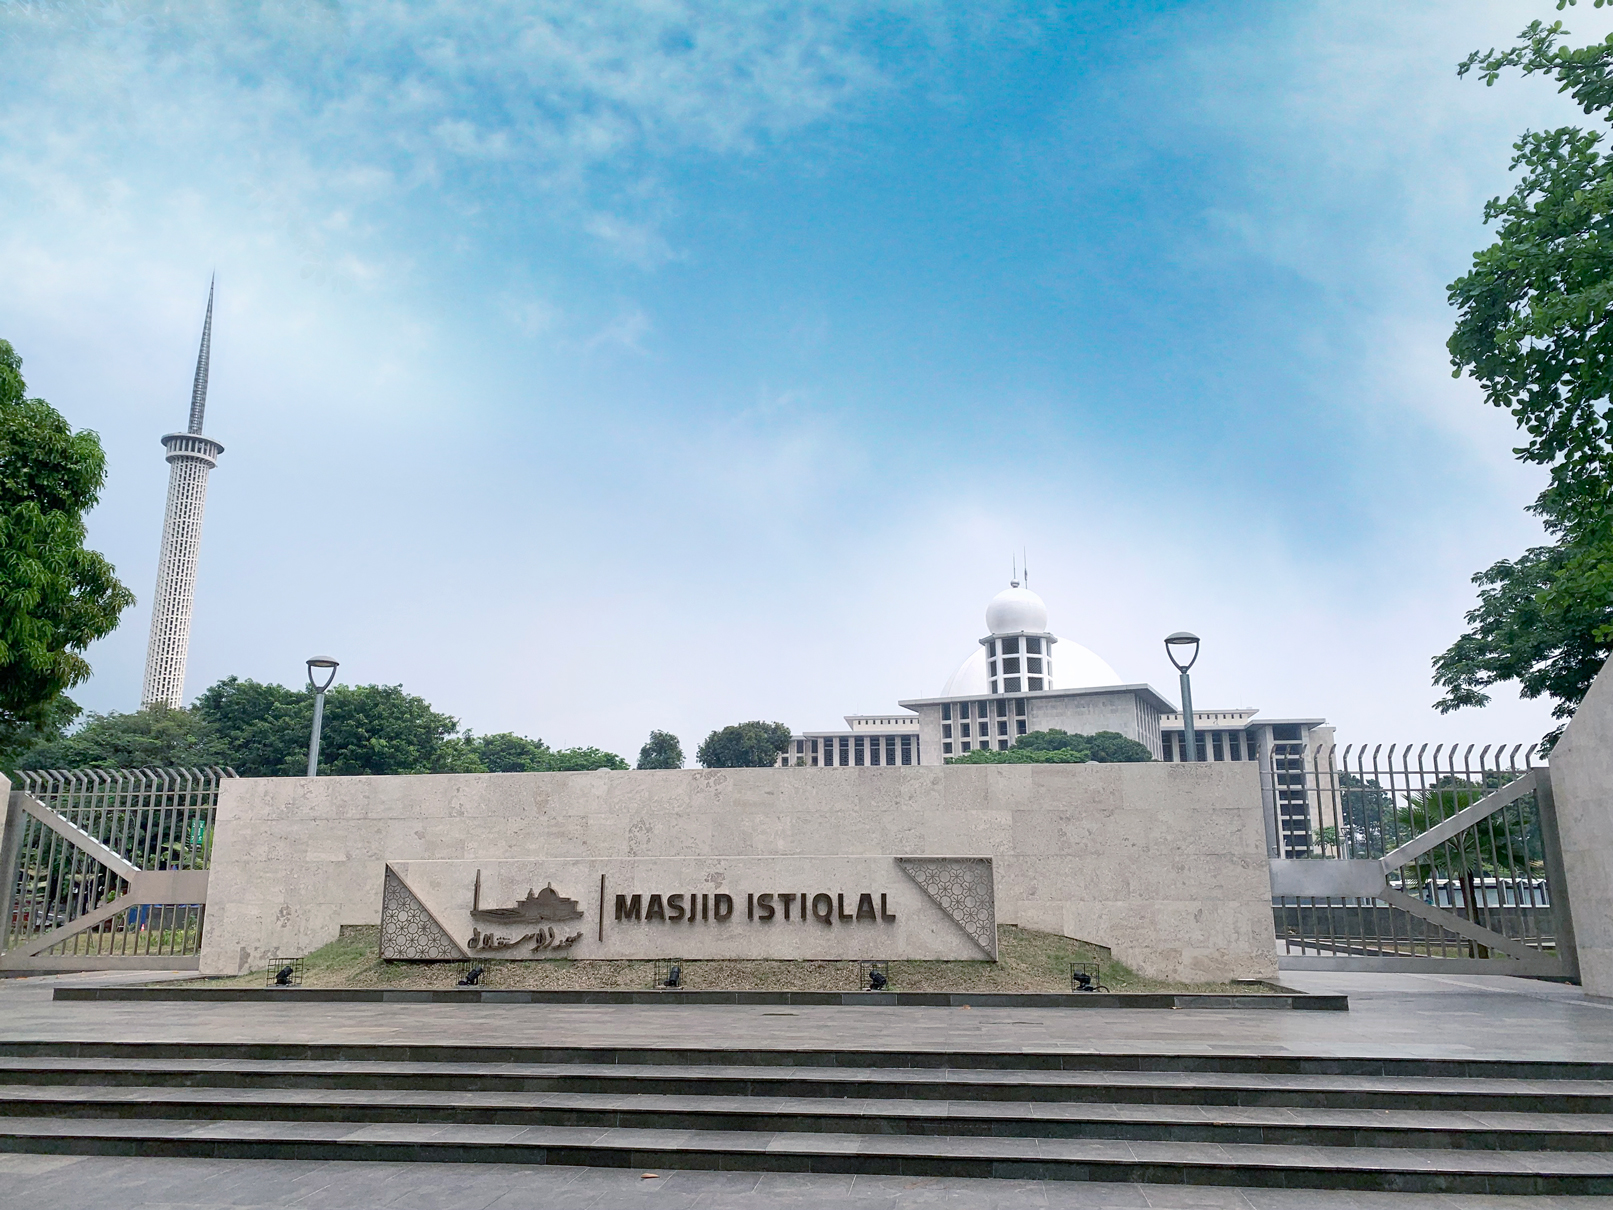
[381,856,996,961]
[199,762,1278,982]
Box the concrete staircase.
[0,1041,1607,1195]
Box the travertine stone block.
[200,761,1277,982]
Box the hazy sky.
[3,0,1606,761]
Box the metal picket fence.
[0,767,234,970]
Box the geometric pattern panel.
[380,865,465,960]
[896,856,997,959]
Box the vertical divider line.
[598,875,605,944]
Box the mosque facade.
[781,580,1330,832]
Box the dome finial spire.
[1011,553,1019,589]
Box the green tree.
[535,746,629,771]
[8,674,630,777]
[696,720,793,768]
[11,704,226,772]
[1393,776,1544,883]
[636,729,684,769]
[190,677,311,777]
[193,677,466,776]
[469,732,552,772]
[466,733,628,772]
[947,729,1152,764]
[0,339,134,752]
[0,693,80,776]
[1436,10,1613,742]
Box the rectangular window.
[1026,657,1042,673]
[942,724,952,738]
[1161,734,1174,761]
[987,639,997,656]
[997,720,1007,736]
[901,736,913,764]
[1003,657,1020,674]
[998,740,1009,750]
[976,701,988,718]
[1016,719,1027,735]
[796,740,804,754]
[1028,677,1043,690]
[1026,637,1042,654]
[811,755,818,766]
[1212,732,1224,761]
[942,742,953,754]
[811,739,819,754]
[1229,734,1242,761]
[961,741,971,752]
[1003,637,1020,654]
[1015,698,1026,716]
[886,737,896,765]
[839,737,850,764]
[990,680,998,694]
[961,723,971,738]
[1004,676,1020,692]
[996,699,1007,716]
[869,736,880,765]
[988,661,997,677]
[854,736,865,766]
[942,703,951,721]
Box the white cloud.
[0,0,952,269]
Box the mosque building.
[781,579,1329,857]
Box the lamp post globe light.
[1164,632,1200,762]
[306,657,340,777]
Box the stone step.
[0,1055,1607,1113]
[1,1039,1607,1082]
[0,1114,1607,1194]
[0,1083,1608,1152]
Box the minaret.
[141,280,225,709]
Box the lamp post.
[305,656,339,777]
[1164,632,1200,762]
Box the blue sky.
[3,0,1608,759]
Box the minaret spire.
[187,275,214,435]
[141,281,226,709]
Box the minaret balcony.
[161,432,225,467]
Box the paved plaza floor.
[0,967,1609,1208]
[2,1153,1610,1210]
[2,968,1611,1062]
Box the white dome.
[940,638,1123,697]
[985,585,1048,635]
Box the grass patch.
[175,925,1266,995]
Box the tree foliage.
[8,704,225,774]
[696,720,793,768]
[0,339,133,747]
[636,729,684,769]
[469,732,554,772]
[947,729,1153,765]
[6,677,628,777]
[1436,12,1613,739]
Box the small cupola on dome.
[980,578,1058,695]
[985,583,1049,636]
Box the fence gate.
[0,768,233,971]
[1267,744,1579,978]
